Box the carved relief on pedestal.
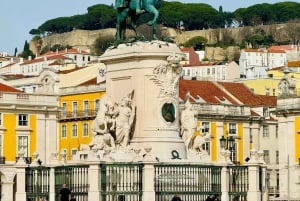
[87,91,136,151]
[151,53,183,99]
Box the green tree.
[183,36,208,50]
[94,35,115,55]
[19,40,35,59]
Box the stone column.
[142,162,156,201]
[88,163,101,201]
[247,149,261,201]
[142,147,156,201]
[49,167,56,201]
[220,165,229,201]
[0,168,16,201]
[15,165,26,201]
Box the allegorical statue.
[115,0,162,41]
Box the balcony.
[58,110,97,121]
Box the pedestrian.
[206,194,216,201]
[70,194,76,201]
[171,193,182,201]
[59,183,71,201]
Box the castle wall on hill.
[30,23,290,56]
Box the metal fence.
[100,163,143,201]
[25,166,50,201]
[55,165,89,201]
[228,166,249,201]
[154,164,222,201]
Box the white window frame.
[72,102,78,118]
[72,124,78,137]
[84,100,89,116]
[83,122,89,137]
[61,125,67,138]
[228,123,237,134]
[263,125,269,137]
[18,114,28,126]
[17,136,29,157]
[202,122,210,133]
[62,103,67,118]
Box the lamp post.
[220,135,236,164]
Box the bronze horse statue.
[115,0,161,41]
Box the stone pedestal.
[100,41,186,160]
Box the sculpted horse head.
[115,0,162,41]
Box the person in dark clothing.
[59,184,71,201]
[171,193,182,201]
[206,194,216,201]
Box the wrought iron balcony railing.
[58,110,97,121]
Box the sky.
[0,0,287,55]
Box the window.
[95,99,100,113]
[18,136,29,156]
[72,102,78,118]
[276,150,279,164]
[229,142,237,164]
[263,107,269,117]
[272,89,276,96]
[84,101,89,116]
[228,123,237,134]
[0,113,2,125]
[83,123,89,137]
[265,88,270,96]
[18,114,28,126]
[263,150,270,164]
[61,125,67,138]
[202,122,210,133]
[202,142,210,155]
[71,149,77,159]
[72,124,78,137]
[275,125,278,138]
[207,68,210,75]
[263,125,269,137]
[62,103,67,118]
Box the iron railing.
[25,166,50,201]
[228,166,249,201]
[154,164,222,201]
[100,163,143,201]
[55,165,89,201]
[58,110,97,121]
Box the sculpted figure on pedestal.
[180,93,211,154]
[90,95,116,150]
[115,91,136,149]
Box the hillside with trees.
[25,1,300,58]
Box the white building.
[239,45,298,79]
[181,61,240,82]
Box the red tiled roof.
[21,55,69,65]
[179,80,239,105]
[0,83,22,92]
[218,82,276,106]
[40,48,89,57]
[57,67,83,74]
[268,45,296,51]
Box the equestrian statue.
[115,0,161,41]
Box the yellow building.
[242,62,300,96]
[58,80,106,160]
[0,83,58,164]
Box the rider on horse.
[115,0,144,14]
